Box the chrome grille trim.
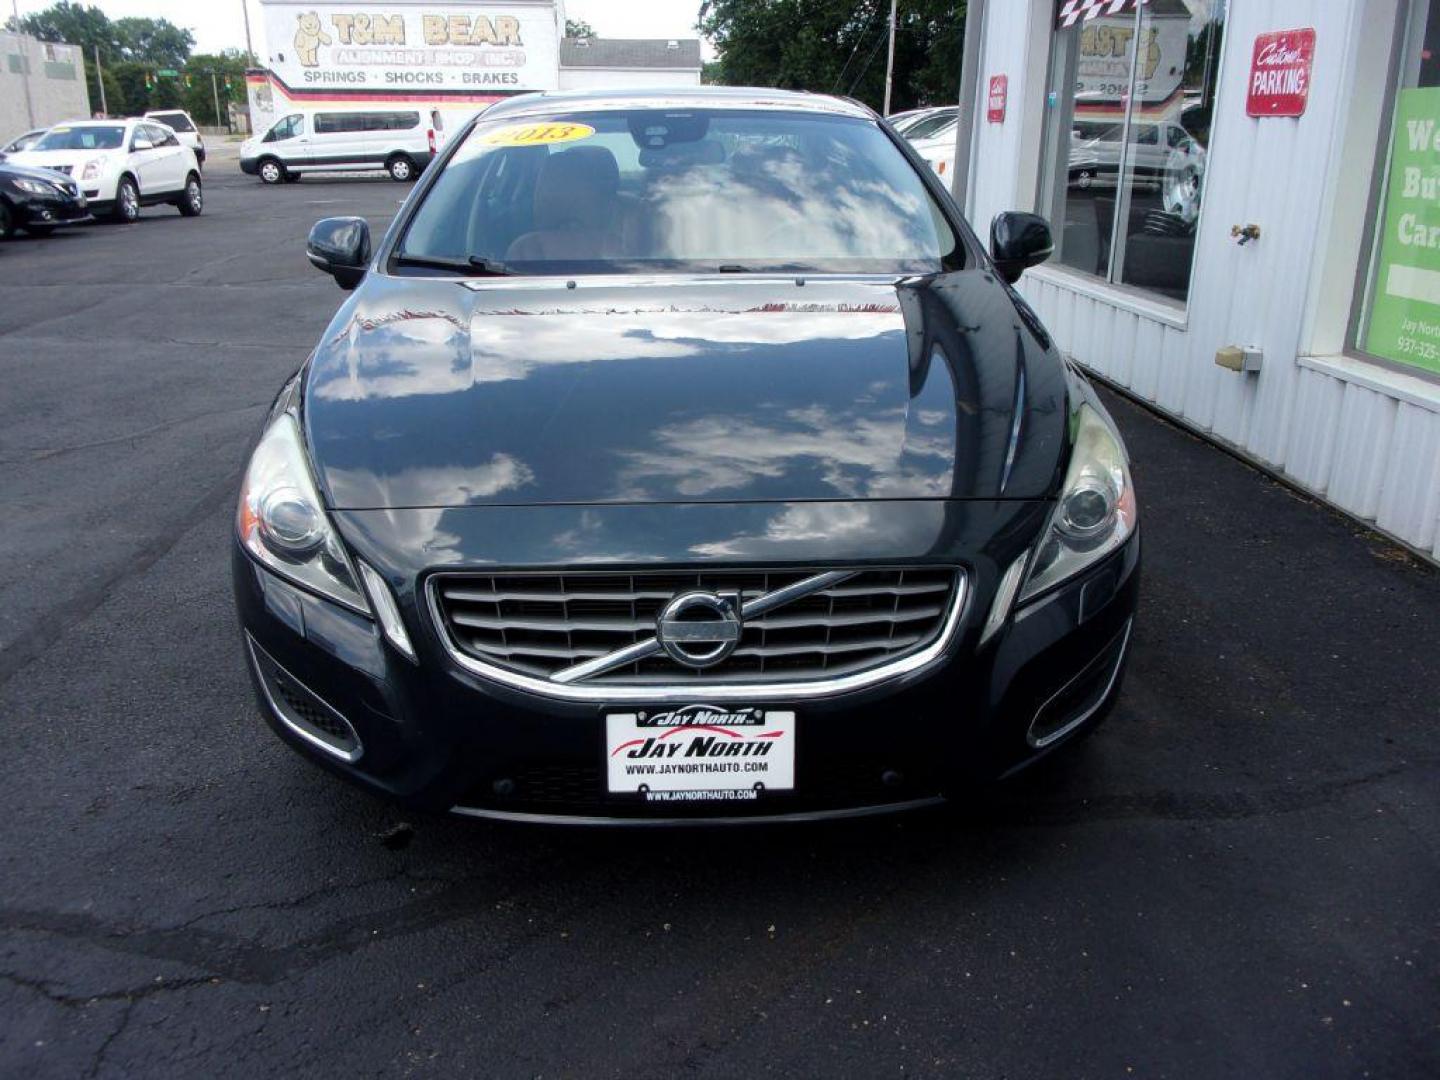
[550,569,853,685]
[426,567,968,703]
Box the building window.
[1356,0,1440,378]
[1037,0,1227,304]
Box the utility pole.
[882,0,898,116]
[11,0,36,127]
[241,0,254,60]
[211,69,225,131]
[94,45,107,115]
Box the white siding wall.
[971,0,1440,562]
[968,0,1051,234]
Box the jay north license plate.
[605,705,796,802]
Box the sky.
[8,1,713,58]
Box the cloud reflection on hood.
[310,299,901,401]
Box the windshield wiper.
[467,256,517,276]
[717,264,754,273]
[391,253,517,277]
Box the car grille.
[45,165,73,177]
[431,567,962,689]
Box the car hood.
[303,273,1068,509]
[5,150,101,172]
[0,161,80,186]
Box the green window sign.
[1365,87,1440,375]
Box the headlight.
[81,158,103,181]
[237,413,370,614]
[1017,403,1136,604]
[11,177,58,195]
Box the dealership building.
[952,0,1440,563]
[247,0,702,131]
[1,31,90,136]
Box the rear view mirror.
[306,217,371,290]
[990,211,1054,284]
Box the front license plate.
[605,705,795,802]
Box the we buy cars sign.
[1247,28,1316,118]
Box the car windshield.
[397,107,962,276]
[33,125,124,151]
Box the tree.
[565,18,596,39]
[111,61,152,114]
[84,56,126,116]
[697,0,966,114]
[5,1,116,60]
[182,51,251,127]
[8,3,198,115]
[113,16,194,69]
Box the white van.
[239,108,436,184]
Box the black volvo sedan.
[233,88,1139,823]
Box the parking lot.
[1,156,1437,1078]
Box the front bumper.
[7,190,92,228]
[232,502,1140,822]
[239,156,259,176]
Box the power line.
[830,1,883,94]
[846,14,892,97]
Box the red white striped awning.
[1056,0,1150,28]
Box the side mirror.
[131,137,153,152]
[306,216,371,290]
[990,211,1054,284]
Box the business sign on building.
[1068,0,1191,117]
[1364,87,1440,375]
[261,1,559,97]
[1246,28,1315,117]
[987,75,1008,123]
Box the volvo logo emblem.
[656,591,743,669]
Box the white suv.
[145,109,206,168]
[8,118,203,223]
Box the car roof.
[481,86,877,122]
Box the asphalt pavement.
[1,163,1437,1079]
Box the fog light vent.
[1027,620,1132,749]
[247,636,363,762]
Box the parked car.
[1068,119,1199,189]
[6,119,202,223]
[234,88,1139,823]
[896,106,959,141]
[239,108,436,183]
[0,160,91,238]
[144,109,205,168]
[909,117,960,179]
[0,128,48,161]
